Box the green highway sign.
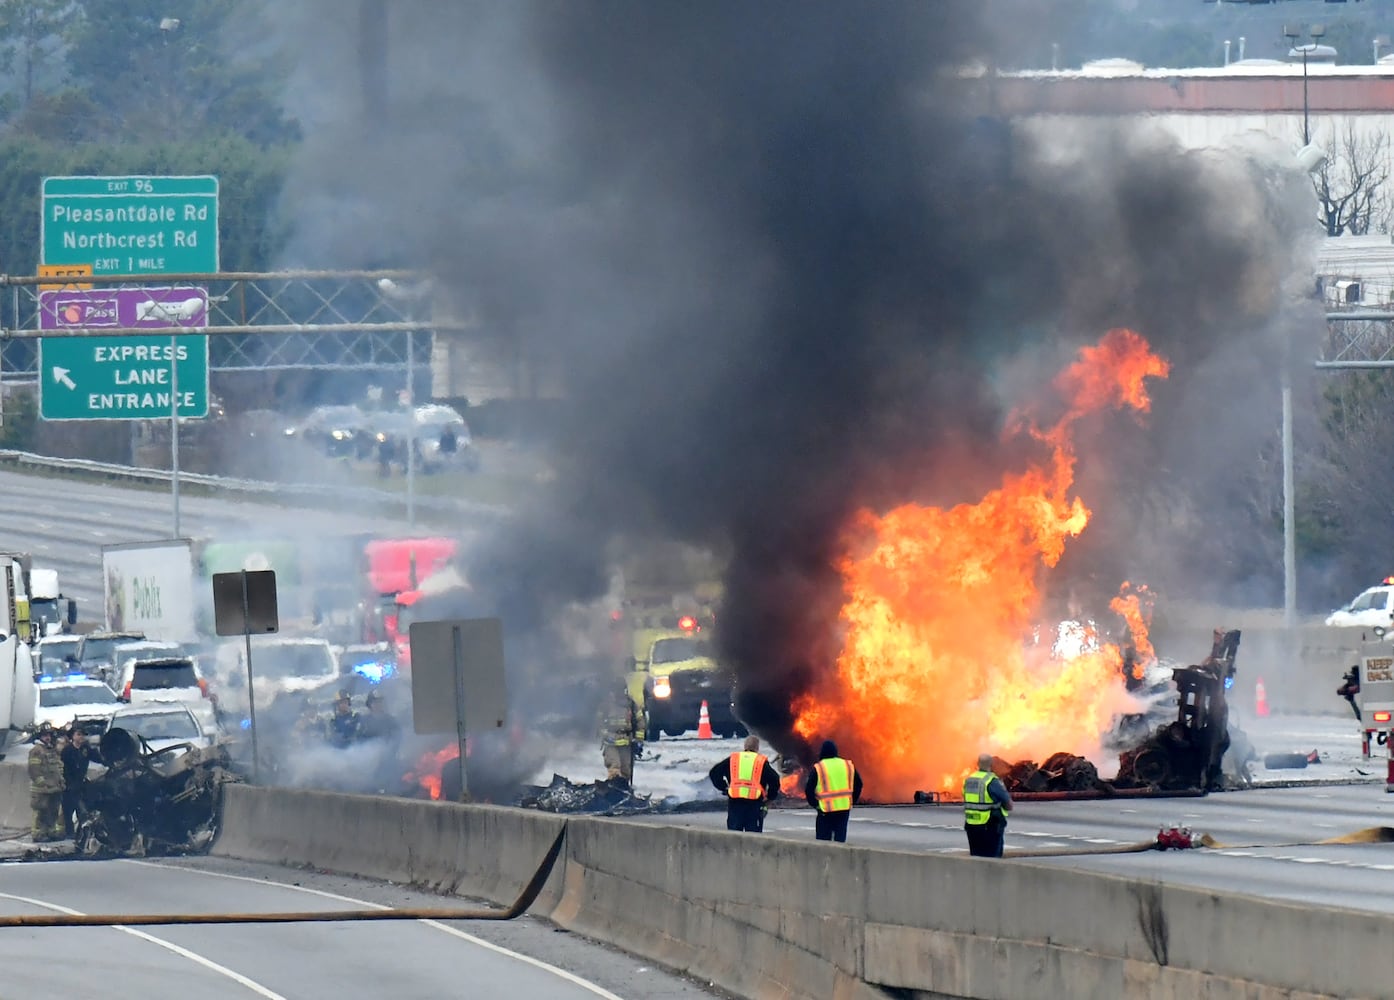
[41,175,219,275]
[38,286,211,421]
[40,335,209,421]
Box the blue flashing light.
[352,660,396,684]
[1224,676,1235,691]
[66,673,86,682]
[38,675,52,684]
[239,717,252,730]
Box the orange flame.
[779,770,804,797]
[1109,581,1156,679]
[793,329,1170,800]
[404,744,462,800]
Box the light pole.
[161,15,184,538]
[1277,25,1329,627]
[1284,23,1325,146]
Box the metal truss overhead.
[0,270,468,375]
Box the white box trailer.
[102,539,197,645]
[0,554,38,745]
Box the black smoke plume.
[271,3,1317,762]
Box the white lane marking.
[120,860,625,1000]
[0,890,286,1000]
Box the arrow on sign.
[51,367,76,390]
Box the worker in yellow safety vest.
[963,753,1013,858]
[803,739,863,842]
[709,735,781,832]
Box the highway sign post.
[41,175,219,275]
[37,288,209,421]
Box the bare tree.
[1311,119,1393,237]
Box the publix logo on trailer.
[131,576,163,619]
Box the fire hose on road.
[0,823,569,929]
[1004,825,1394,858]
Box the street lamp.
[1284,23,1326,145]
[1282,23,1326,628]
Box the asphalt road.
[0,854,717,999]
[0,467,417,619]
[625,782,1394,912]
[9,467,1394,922]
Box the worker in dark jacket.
[709,735,781,832]
[59,727,102,837]
[804,739,862,842]
[1338,664,1361,721]
[963,753,1013,857]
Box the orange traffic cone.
[697,700,714,739]
[1255,678,1270,718]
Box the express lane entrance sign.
[41,176,219,275]
[38,288,210,421]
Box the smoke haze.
[268,2,1320,759]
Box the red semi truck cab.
[361,537,458,659]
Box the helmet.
[37,723,54,739]
[335,689,351,703]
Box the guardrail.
[0,449,509,521]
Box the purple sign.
[38,286,208,330]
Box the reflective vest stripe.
[814,758,855,812]
[728,751,768,799]
[963,770,999,825]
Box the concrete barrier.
[1150,609,1369,720]
[212,785,1389,1000]
[0,761,28,830]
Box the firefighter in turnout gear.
[963,753,1013,857]
[709,735,781,832]
[28,724,66,842]
[803,739,863,842]
[324,690,361,747]
[600,681,641,789]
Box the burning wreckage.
[919,628,1249,802]
[71,726,241,858]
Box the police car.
[1326,579,1394,628]
[33,675,121,734]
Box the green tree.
[0,0,75,106]
[63,0,296,146]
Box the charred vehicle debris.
[912,629,1253,803]
[3,621,1289,851]
[73,726,238,858]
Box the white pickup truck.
[1326,581,1394,629]
[213,636,340,716]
